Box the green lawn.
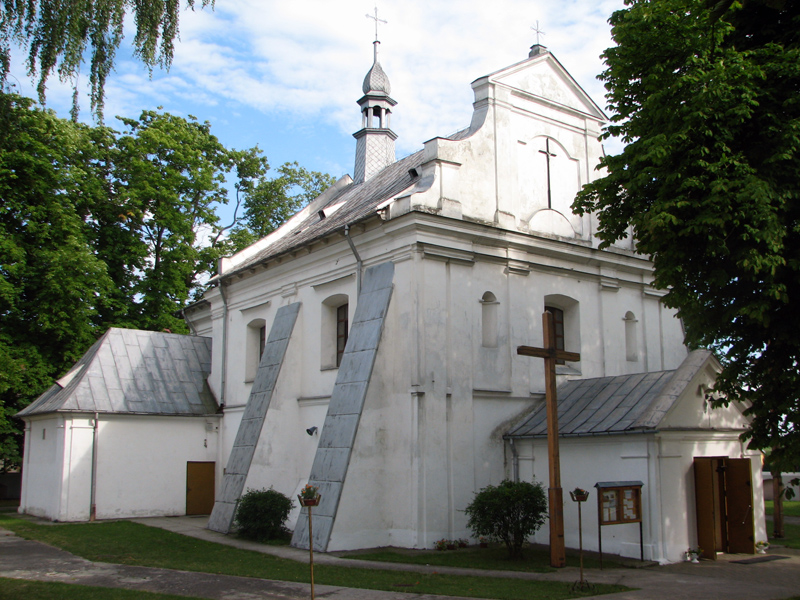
[768,522,800,549]
[765,501,800,518]
[0,578,206,600]
[0,515,627,600]
[343,545,627,573]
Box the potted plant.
[457,538,469,548]
[435,538,448,551]
[570,487,590,502]
[298,484,321,507]
[686,547,702,563]
[478,536,489,548]
[756,540,770,554]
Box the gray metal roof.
[17,328,217,418]
[224,150,426,278]
[505,350,714,438]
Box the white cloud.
[6,0,627,161]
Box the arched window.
[480,292,499,348]
[624,311,639,362]
[321,294,349,369]
[543,295,580,368]
[245,318,267,382]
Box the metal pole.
[578,500,585,584]
[308,505,315,600]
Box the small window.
[480,292,498,348]
[624,311,639,362]
[336,303,349,367]
[321,294,349,370]
[245,318,267,382]
[544,306,565,364]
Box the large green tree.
[1,0,213,119]
[0,93,333,469]
[0,94,116,468]
[574,0,800,468]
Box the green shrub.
[235,488,294,542]
[464,479,548,559]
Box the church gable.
[485,51,607,121]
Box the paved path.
[2,516,800,600]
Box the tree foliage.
[574,0,800,469]
[0,93,333,469]
[464,479,548,559]
[0,0,213,119]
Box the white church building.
[18,41,766,564]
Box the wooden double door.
[694,457,755,559]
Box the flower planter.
[301,497,321,507]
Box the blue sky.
[7,0,625,224]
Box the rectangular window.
[259,325,266,360]
[336,304,348,367]
[545,306,565,364]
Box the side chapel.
[17,40,766,564]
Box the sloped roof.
[17,328,217,418]
[222,150,425,277]
[505,350,714,438]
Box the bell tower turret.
[353,35,397,184]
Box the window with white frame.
[543,294,580,368]
[480,291,499,348]
[321,294,349,369]
[245,318,267,382]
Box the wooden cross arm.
[517,345,581,363]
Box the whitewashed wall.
[20,413,219,521]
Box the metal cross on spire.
[531,20,546,45]
[366,6,387,42]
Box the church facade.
[18,42,765,563]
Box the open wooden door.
[694,457,722,560]
[694,457,755,559]
[186,461,215,515]
[726,458,755,554]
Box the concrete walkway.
[2,515,800,600]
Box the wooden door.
[726,458,755,554]
[694,457,721,560]
[186,462,215,515]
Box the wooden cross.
[517,310,580,568]
[366,6,387,42]
[539,138,557,209]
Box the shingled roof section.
[505,350,713,438]
[17,328,217,418]
[220,150,426,279]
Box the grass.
[765,500,800,518]
[0,515,627,600]
[342,545,627,573]
[0,578,206,600]
[768,522,800,549]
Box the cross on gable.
[531,20,546,45]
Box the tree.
[0,94,116,469]
[225,161,336,251]
[464,479,548,559]
[0,0,213,120]
[574,0,800,470]
[0,93,334,469]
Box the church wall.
[93,414,219,520]
[19,415,65,520]
[515,428,766,564]
[22,413,219,522]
